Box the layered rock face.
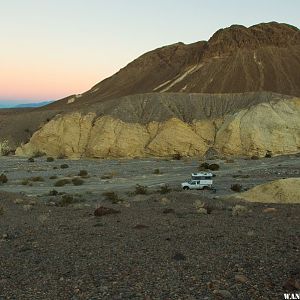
[16,98,300,158]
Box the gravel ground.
[0,189,299,299]
[0,155,299,299]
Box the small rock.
[212,289,233,298]
[163,208,175,214]
[29,200,37,206]
[263,207,277,213]
[160,197,170,205]
[235,274,249,283]
[2,233,9,240]
[133,224,149,229]
[197,207,208,214]
[232,205,248,216]
[172,252,186,261]
[283,278,300,290]
[23,204,33,211]
[247,230,255,236]
[94,206,120,217]
[14,198,24,205]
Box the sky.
[0,0,299,105]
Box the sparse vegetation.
[49,189,59,196]
[225,159,235,163]
[198,162,220,171]
[265,150,272,158]
[49,175,58,179]
[135,184,148,195]
[0,205,4,215]
[153,168,161,174]
[71,177,84,186]
[172,153,182,160]
[56,194,78,207]
[28,157,35,162]
[46,157,54,162]
[0,174,8,184]
[29,176,44,182]
[231,184,243,192]
[60,164,69,169]
[102,191,122,204]
[57,154,66,159]
[0,140,10,156]
[209,163,220,171]
[54,179,71,187]
[159,184,171,194]
[78,170,88,177]
[251,155,259,160]
[101,173,114,179]
[32,151,46,158]
[21,179,30,186]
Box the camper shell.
[181,172,214,190]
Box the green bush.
[29,176,44,182]
[78,170,88,177]
[21,179,30,185]
[72,178,84,186]
[0,174,8,184]
[60,164,69,169]
[159,184,171,194]
[49,189,58,196]
[56,195,77,207]
[102,191,122,204]
[231,184,243,192]
[153,169,161,174]
[209,163,220,171]
[265,150,272,158]
[54,179,71,187]
[172,153,182,160]
[32,151,46,158]
[199,162,209,170]
[135,184,148,195]
[28,157,35,162]
[46,157,54,162]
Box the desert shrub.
[78,170,88,177]
[199,162,209,170]
[53,166,58,170]
[265,150,272,158]
[21,179,30,185]
[101,173,114,179]
[135,184,148,195]
[153,168,161,175]
[54,179,71,187]
[172,153,182,160]
[32,151,46,158]
[57,154,66,159]
[72,178,84,186]
[102,191,122,204]
[0,174,8,184]
[56,195,76,207]
[250,155,259,160]
[28,157,35,162]
[49,189,59,196]
[46,157,54,162]
[60,164,69,169]
[29,176,44,182]
[0,206,4,215]
[159,184,171,194]
[49,175,57,179]
[231,184,243,192]
[209,163,220,171]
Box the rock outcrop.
[16,98,300,158]
[233,178,300,203]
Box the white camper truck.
[181,172,213,190]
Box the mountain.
[47,21,300,110]
[14,101,53,108]
[1,22,300,158]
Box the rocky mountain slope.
[47,22,300,109]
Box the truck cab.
[181,172,213,190]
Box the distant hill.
[13,101,53,108]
